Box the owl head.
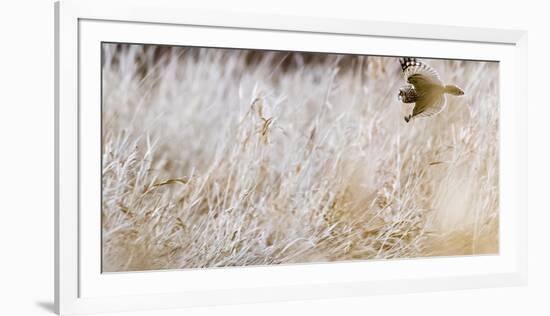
[398,85,417,103]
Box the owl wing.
[412,93,447,118]
[399,57,443,86]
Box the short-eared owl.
[398,57,464,122]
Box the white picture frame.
[55,0,528,314]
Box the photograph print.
[101,43,499,272]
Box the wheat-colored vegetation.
[101,43,499,272]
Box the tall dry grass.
[101,43,499,272]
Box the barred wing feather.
[399,57,443,85]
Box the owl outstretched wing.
[412,94,447,117]
[399,57,443,86]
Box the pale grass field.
[101,43,499,272]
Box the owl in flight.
[398,57,464,122]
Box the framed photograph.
[55,0,527,314]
